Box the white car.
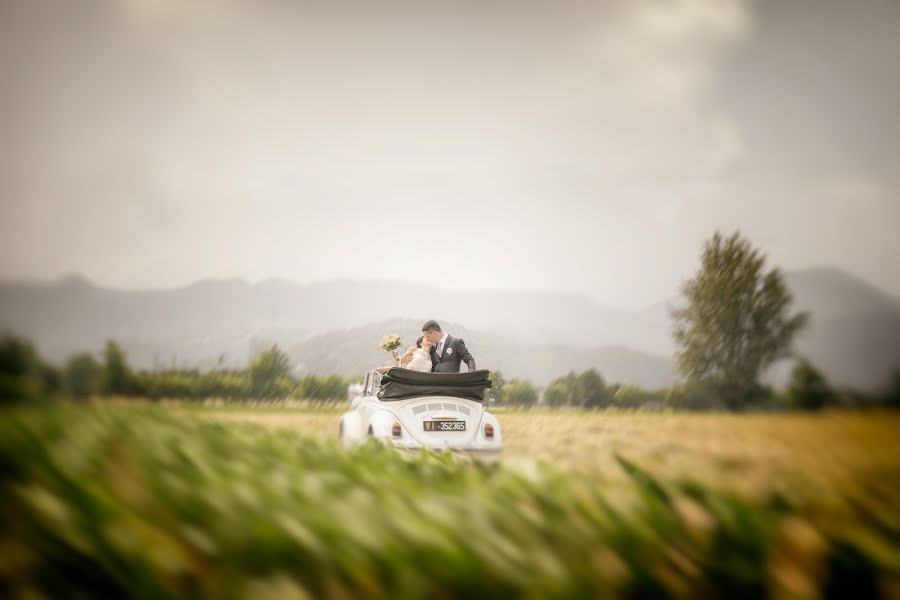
[340,367,502,452]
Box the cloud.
[823,176,892,206]
[577,0,752,108]
[2,0,898,305]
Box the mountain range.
[1,267,898,390]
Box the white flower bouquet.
[378,334,403,366]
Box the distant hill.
[767,268,900,389]
[0,267,897,390]
[286,319,676,387]
[0,274,671,363]
[783,267,900,318]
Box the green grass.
[1,406,899,598]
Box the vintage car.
[339,367,502,452]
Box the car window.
[372,372,383,394]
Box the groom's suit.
[430,335,476,373]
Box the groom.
[422,320,476,373]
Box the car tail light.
[391,421,402,438]
[484,423,494,439]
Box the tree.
[671,231,808,410]
[665,380,725,411]
[488,370,506,404]
[574,369,611,408]
[544,369,612,408]
[0,335,41,378]
[887,370,900,409]
[612,385,658,409]
[316,374,346,401]
[787,358,835,411]
[544,371,577,407]
[0,335,43,403]
[504,380,539,407]
[294,374,320,400]
[102,340,136,395]
[248,345,292,398]
[64,353,103,400]
[293,374,349,402]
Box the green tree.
[316,374,346,401]
[293,374,347,402]
[504,380,539,407]
[0,335,40,377]
[248,345,292,398]
[294,374,320,400]
[488,370,506,404]
[0,335,43,403]
[671,231,808,411]
[544,372,577,407]
[575,369,611,408]
[665,381,725,411]
[787,358,835,411]
[64,353,103,400]
[612,385,657,409]
[102,340,137,395]
[887,370,900,409]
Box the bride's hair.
[416,335,433,350]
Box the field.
[2,403,900,598]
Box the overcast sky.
[1,0,898,308]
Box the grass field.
[2,403,899,598]
[192,404,900,498]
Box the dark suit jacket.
[430,335,476,373]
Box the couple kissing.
[399,320,476,374]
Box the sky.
[1,0,899,308]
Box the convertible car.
[339,367,502,452]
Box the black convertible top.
[376,368,492,402]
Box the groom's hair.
[422,320,442,333]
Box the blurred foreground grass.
[2,405,899,598]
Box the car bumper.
[388,438,502,452]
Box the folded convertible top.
[377,368,492,402]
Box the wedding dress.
[406,348,433,372]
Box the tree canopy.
[671,231,808,410]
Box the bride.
[399,336,433,372]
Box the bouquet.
[378,334,403,366]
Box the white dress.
[406,348,433,372]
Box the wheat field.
[3,403,899,598]
[190,404,900,497]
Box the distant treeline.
[1,334,898,411]
[0,336,359,404]
[491,364,900,411]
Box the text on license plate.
[424,420,466,432]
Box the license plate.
[424,420,466,432]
